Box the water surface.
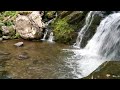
[0,39,77,79]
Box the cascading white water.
[41,19,54,41]
[47,32,54,42]
[73,11,101,48]
[85,12,120,61]
[41,14,57,42]
[41,29,48,41]
[64,12,120,78]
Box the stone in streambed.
[17,52,29,60]
[14,42,23,47]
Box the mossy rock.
[42,11,56,22]
[8,25,16,37]
[58,11,74,19]
[84,61,120,79]
[45,11,56,19]
[12,32,21,39]
[51,18,74,44]
[50,11,89,44]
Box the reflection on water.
[0,39,78,79]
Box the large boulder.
[15,11,45,39]
[29,11,45,28]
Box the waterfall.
[73,11,101,48]
[64,12,120,78]
[45,18,54,27]
[84,12,120,61]
[41,18,54,41]
[41,29,48,41]
[47,32,54,42]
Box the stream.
[0,39,80,79]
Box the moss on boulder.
[50,11,88,44]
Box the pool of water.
[0,39,80,79]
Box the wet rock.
[14,42,23,47]
[2,36,10,40]
[17,52,29,60]
[32,60,44,65]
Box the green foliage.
[8,26,16,37]
[0,11,18,26]
[1,11,18,17]
[43,11,56,22]
[45,11,56,18]
[51,18,74,44]
[4,21,13,26]
[12,33,21,39]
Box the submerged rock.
[0,71,11,79]
[0,51,10,55]
[14,42,23,47]
[17,52,29,60]
[0,55,11,61]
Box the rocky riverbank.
[0,11,107,45]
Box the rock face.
[15,11,45,39]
